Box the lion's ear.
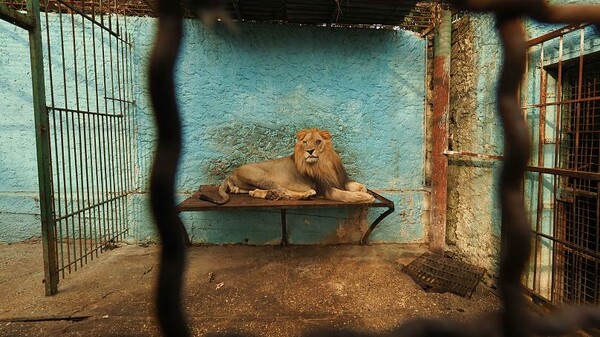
[297,129,309,141]
[319,130,331,140]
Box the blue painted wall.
[1,15,428,244]
[131,19,428,244]
[0,21,41,242]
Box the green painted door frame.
[0,0,57,295]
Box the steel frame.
[523,23,600,307]
[1,0,136,295]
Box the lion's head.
[294,128,350,194]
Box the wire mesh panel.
[523,24,600,307]
[40,0,135,292]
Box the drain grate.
[404,252,486,298]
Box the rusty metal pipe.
[430,9,452,255]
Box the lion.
[200,128,375,204]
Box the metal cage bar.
[524,23,600,307]
[40,0,135,294]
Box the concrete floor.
[0,242,501,337]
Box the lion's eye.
[315,139,322,145]
[303,140,308,145]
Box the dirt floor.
[0,242,501,337]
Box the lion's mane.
[293,129,350,196]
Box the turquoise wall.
[0,21,40,242]
[0,16,428,244]
[131,19,428,244]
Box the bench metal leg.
[360,207,394,245]
[280,209,288,246]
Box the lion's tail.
[199,178,230,205]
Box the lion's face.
[295,129,331,164]
[293,128,349,193]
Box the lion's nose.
[307,149,315,155]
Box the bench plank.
[177,185,395,244]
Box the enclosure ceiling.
[4,0,443,33]
[183,0,442,32]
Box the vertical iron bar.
[107,7,117,243]
[127,30,135,195]
[69,1,83,270]
[100,7,110,247]
[80,0,93,263]
[81,0,95,263]
[551,35,565,304]
[575,29,586,303]
[534,43,547,294]
[44,0,65,282]
[29,0,58,296]
[91,0,103,257]
[281,209,287,246]
[57,3,73,275]
[114,10,125,241]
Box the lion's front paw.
[347,181,368,193]
[304,189,317,198]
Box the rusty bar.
[533,42,547,294]
[526,165,600,181]
[525,23,587,47]
[522,95,600,109]
[444,150,504,160]
[550,31,565,305]
[430,9,451,255]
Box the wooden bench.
[177,185,395,245]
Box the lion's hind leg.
[229,185,249,194]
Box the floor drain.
[404,252,485,298]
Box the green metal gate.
[1,0,135,295]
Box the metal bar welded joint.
[0,3,34,30]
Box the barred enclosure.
[44,0,135,286]
[1,0,137,295]
[42,0,136,294]
[524,23,600,307]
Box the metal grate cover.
[404,252,485,298]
